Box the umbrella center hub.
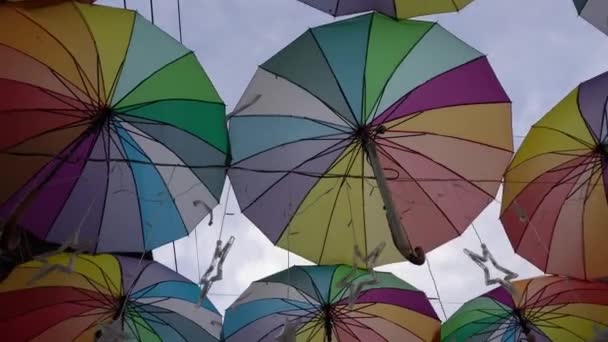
[597,142,608,156]
[355,125,386,144]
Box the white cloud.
[97,0,608,321]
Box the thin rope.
[177,0,183,43]
[427,258,448,321]
[194,227,202,286]
[172,241,178,273]
[471,222,484,245]
[218,184,232,240]
[149,0,154,23]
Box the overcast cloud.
[98,0,608,319]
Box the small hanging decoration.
[197,236,235,307]
[275,316,297,342]
[464,243,518,294]
[337,241,386,308]
[28,228,93,285]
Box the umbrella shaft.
[363,142,415,259]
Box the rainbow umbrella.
[501,70,608,281]
[0,2,229,253]
[298,0,475,19]
[229,13,513,267]
[441,275,608,341]
[0,253,222,341]
[221,265,440,341]
[4,0,94,7]
[573,1,608,36]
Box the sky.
[97,0,608,320]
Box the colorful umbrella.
[3,0,95,7]
[573,0,608,36]
[0,2,229,253]
[0,253,223,341]
[298,0,475,19]
[441,275,608,341]
[222,264,440,341]
[228,13,513,267]
[500,70,608,281]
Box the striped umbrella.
[0,253,222,341]
[501,70,608,281]
[0,2,228,253]
[229,12,513,267]
[222,265,441,341]
[441,275,608,341]
[298,0,475,19]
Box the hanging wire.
[426,259,448,321]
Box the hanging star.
[275,316,297,342]
[197,236,235,307]
[337,242,385,308]
[28,228,93,284]
[464,243,518,294]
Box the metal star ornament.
[28,228,94,284]
[337,241,385,308]
[464,243,519,293]
[197,236,235,307]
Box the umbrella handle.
[364,139,426,266]
[408,246,426,265]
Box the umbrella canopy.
[0,253,223,341]
[298,0,475,19]
[0,2,229,253]
[573,0,608,36]
[229,12,513,267]
[3,0,94,7]
[501,70,608,281]
[222,264,440,341]
[441,275,608,341]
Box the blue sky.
[98,0,608,319]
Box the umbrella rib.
[111,122,189,238]
[513,154,595,250]
[533,125,597,149]
[104,15,137,104]
[0,107,88,119]
[46,67,97,115]
[386,128,514,153]
[374,141,462,236]
[317,143,362,263]
[563,159,602,201]
[540,159,601,268]
[367,26,439,125]
[239,136,351,213]
[111,51,192,107]
[230,130,351,168]
[375,136,501,197]
[1,117,92,153]
[70,1,105,103]
[12,8,101,104]
[117,111,231,156]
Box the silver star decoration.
[275,317,297,342]
[464,243,518,294]
[591,325,608,342]
[28,228,93,285]
[96,319,133,342]
[337,242,385,308]
[197,236,235,307]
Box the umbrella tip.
[408,246,426,265]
